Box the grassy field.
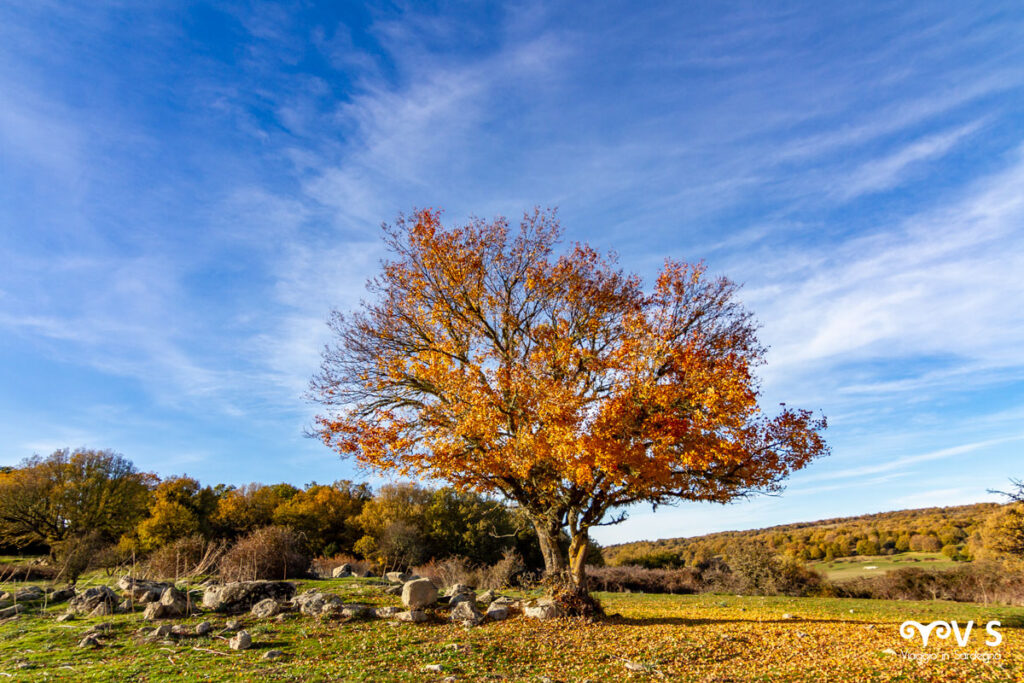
[810,552,961,580]
[0,575,1021,681]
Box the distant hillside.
[604,503,1002,567]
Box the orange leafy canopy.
[310,209,827,530]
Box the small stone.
[384,585,403,596]
[225,619,241,631]
[781,613,797,620]
[881,648,896,655]
[423,664,444,673]
[396,609,428,623]
[478,589,498,604]
[375,606,401,618]
[195,621,212,636]
[229,630,252,651]
[171,624,192,637]
[56,612,75,622]
[78,635,101,648]
[151,624,172,638]
[262,649,284,660]
[332,564,353,578]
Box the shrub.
[146,535,226,580]
[52,532,106,583]
[218,526,309,581]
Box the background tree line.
[0,448,602,579]
[605,502,1024,568]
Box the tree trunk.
[533,519,566,578]
[567,530,589,593]
[531,516,591,594]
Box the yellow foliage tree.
[310,209,829,601]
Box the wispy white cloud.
[798,435,1024,484]
[832,119,986,200]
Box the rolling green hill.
[604,503,1002,571]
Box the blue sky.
[2,1,1023,545]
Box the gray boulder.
[485,603,510,621]
[396,609,428,623]
[402,578,438,609]
[0,604,26,619]
[229,630,252,651]
[342,604,372,619]
[11,586,45,602]
[117,577,171,603]
[47,587,76,603]
[68,586,118,615]
[450,600,484,626]
[201,581,296,613]
[385,571,410,584]
[89,601,114,617]
[293,591,344,616]
[151,624,173,638]
[332,564,353,578]
[159,587,188,615]
[448,592,475,608]
[194,621,212,636]
[250,598,280,619]
[477,589,498,605]
[524,599,562,620]
[445,583,475,598]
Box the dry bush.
[310,553,376,578]
[413,556,477,589]
[586,565,699,594]
[835,562,1024,604]
[479,549,526,590]
[218,526,309,582]
[146,535,226,580]
[413,550,526,590]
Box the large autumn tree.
[310,209,828,601]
